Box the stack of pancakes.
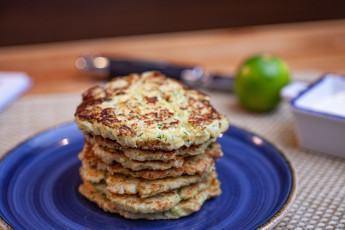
[74,71,229,219]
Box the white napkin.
[0,71,32,112]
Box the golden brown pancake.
[75,71,229,150]
[86,133,219,162]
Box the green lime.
[234,54,290,112]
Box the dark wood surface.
[0,20,344,95]
[1,0,345,46]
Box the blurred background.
[1,0,345,46]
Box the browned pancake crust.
[75,71,229,150]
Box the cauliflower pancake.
[79,175,221,219]
[80,159,212,198]
[106,173,205,198]
[92,142,184,171]
[102,172,215,213]
[91,140,222,171]
[79,140,220,180]
[79,150,216,181]
[107,154,215,180]
[75,71,229,150]
[86,134,218,162]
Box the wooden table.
[0,19,345,95]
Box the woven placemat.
[0,72,344,229]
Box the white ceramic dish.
[290,73,345,158]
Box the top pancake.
[75,71,229,151]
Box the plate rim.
[0,122,296,230]
[235,126,297,230]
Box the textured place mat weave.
[1,72,344,229]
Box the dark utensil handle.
[109,59,190,79]
[207,74,235,91]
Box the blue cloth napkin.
[0,72,32,112]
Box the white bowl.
[290,73,345,158]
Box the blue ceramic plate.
[0,123,295,230]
